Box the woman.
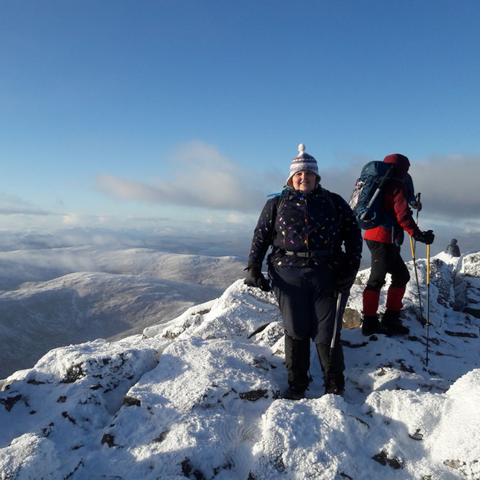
[245,144,362,399]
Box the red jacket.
[364,154,421,245]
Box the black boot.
[283,334,310,399]
[316,343,345,396]
[325,375,345,395]
[381,310,410,335]
[362,315,390,336]
[284,386,306,400]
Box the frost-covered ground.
[1,251,479,479]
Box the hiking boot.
[381,310,410,336]
[362,315,390,336]
[284,335,310,392]
[283,386,306,401]
[325,375,345,396]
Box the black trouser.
[365,240,410,291]
[270,265,345,389]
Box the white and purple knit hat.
[286,144,320,186]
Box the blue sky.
[1,1,480,256]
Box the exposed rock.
[372,449,403,469]
[239,389,269,402]
[123,396,141,407]
[0,394,22,412]
[343,307,362,329]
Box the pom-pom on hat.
[286,144,320,187]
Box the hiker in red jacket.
[362,153,435,336]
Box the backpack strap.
[322,188,341,227]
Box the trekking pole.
[325,292,343,394]
[409,236,423,321]
[410,192,424,324]
[425,244,431,366]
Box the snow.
[1,251,479,479]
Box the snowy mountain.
[0,246,247,379]
[1,251,480,479]
[0,245,247,290]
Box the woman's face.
[292,170,317,193]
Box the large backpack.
[349,161,394,230]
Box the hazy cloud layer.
[61,213,171,227]
[0,192,54,216]
[320,153,480,256]
[95,141,273,213]
[413,155,480,220]
[91,147,480,256]
[0,226,253,258]
[0,206,51,215]
[321,154,480,223]
[95,148,479,223]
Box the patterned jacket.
[248,185,362,270]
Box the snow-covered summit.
[1,251,479,479]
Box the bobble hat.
[286,144,321,187]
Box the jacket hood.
[383,153,410,179]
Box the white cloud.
[62,214,111,227]
[63,214,82,225]
[226,213,246,224]
[95,140,274,213]
[94,176,163,203]
[0,192,55,216]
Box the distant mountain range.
[0,246,247,378]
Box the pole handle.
[415,192,421,226]
[426,245,430,285]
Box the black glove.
[410,201,422,211]
[244,266,271,292]
[414,229,435,245]
[336,261,360,293]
